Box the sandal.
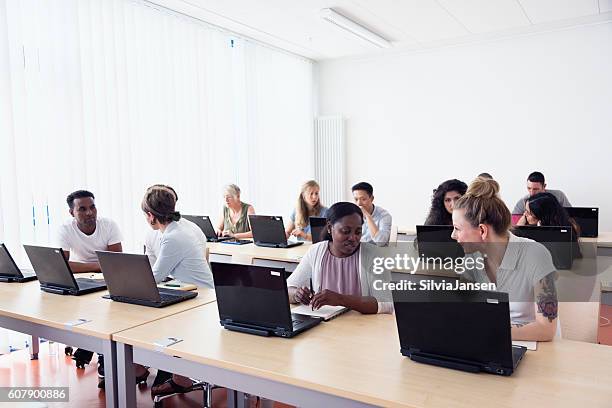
[150,377,196,398]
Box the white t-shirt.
[56,217,123,263]
[144,218,206,265]
[460,232,556,324]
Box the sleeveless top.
[223,202,251,234]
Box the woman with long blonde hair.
[285,180,328,241]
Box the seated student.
[424,179,468,225]
[57,190,122,272]
[351,182,392,246]
[512,171,571,215]
[287,202,393,314]
[144,184,206,265]
[142,186,214,398]
[518,191,582,258]
[216,184,255,239]
[142,186,214,288]
[451,177,558,341]
[56,190,126,387]
[285,180,329,241]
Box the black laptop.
[211,262,320,337]
[565,207,598,238]
[513,225,573,270]
[309,217,327,244]
[0,244,37,282]
[96,251,197,308]
[249,215,303,248]
[23,245,106,295]
[182,214,251,245]
[393,289,526,376]
[416,225,465,260]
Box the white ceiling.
[154,0,612,60]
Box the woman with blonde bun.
[451,177,558,341]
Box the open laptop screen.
[0,244,21,276]
[309,217,327,244]
[211,262,292,329]
[565,207,598,238]
[249,215,287,245]
[23,245,75,289]
[393,289,513,369]
[182,215,217,239]
[416,225,465,260]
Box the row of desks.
[2,280,612,407]
[207,229,612,270]
[2,242,612,407]
[0,282,612,407]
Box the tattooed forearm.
[536,272,558,322]
[512,322,527,328]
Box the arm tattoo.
[512,322,527,328]
[536,272,558,322]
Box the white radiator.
[314,116,346,206]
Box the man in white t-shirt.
[56,190,123,273]
[143,185,206,265]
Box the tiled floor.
[0,342,291,407]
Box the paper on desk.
[292,304,348,321]
[513,340,537,351]
[158,280,197,291]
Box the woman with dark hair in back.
[521,192,581,258]
[425,179,468,225]
[287,202,392,314]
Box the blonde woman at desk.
[285,180,328,241]
[451,177,558,341]
[287,202,393,314]
[217,183,255,239]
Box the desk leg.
[117,342,136,408]
[226,390,248,408]
[30,336,39,360]
[260,398,274,408]
[226,389,237,408]
[236,392,248,408]
[102,340,118,408]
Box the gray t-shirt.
[460,232,556,324]
[512,189,571,214]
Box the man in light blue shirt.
[352,182,392,246]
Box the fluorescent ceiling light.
[319,8,392,49]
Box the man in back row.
[351,182,392,246]
[513,171,571,216]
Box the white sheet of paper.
[292,304,347,321]
[512,340,537,351]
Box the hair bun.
[170,211,181,222]
[466,177,500,199]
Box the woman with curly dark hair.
[424,179,468,225]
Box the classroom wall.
[317,21,612,232]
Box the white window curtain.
[0,0,314,352]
